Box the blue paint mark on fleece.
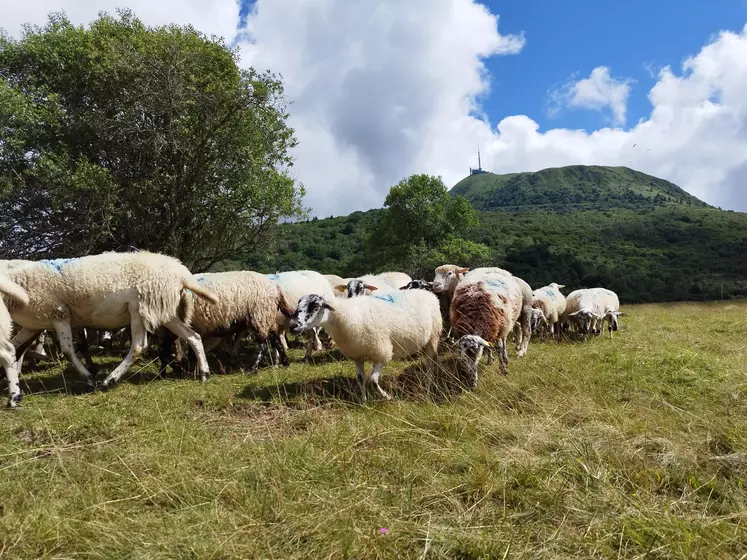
[265,273,280,282]
[484,278,507,292]
[373,293,396,304]
[543,288,556,298]
[40,258,75,272]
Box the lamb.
[288,289,442,402]
[0,275,31,407]
[563,289,603,335]
[531,283,567,338]
[266,270,335,360]
[449,272,524,380]
[589,287,624,337]
[1,251,218,395]
[159,271,293,373]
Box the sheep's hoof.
[7,394,21,409]
[200,375,208,383]
[95,382,110,393]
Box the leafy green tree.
[0,10,305,270]
[367,174,485,271]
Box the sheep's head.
[531,308,547,332]
[432,265,469,294]
[289,294,334,334]
[400,279,433,291]
[337,279,378,298]
[606,310,625,332]
[548,282,566,292]
[569,309,602,334]
[457,335,492,386]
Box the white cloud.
[0,1,240,41]
[3,2,747,215]
[547,66,633,126]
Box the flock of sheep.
[0,250,624,408]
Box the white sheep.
[450,272,523,380]
[288,289,442,402]
[589,287,624,337]
[160,271,293,373]
[0,275,31,407]
[1,251,218,393]
[563,289,603,335]
[531,283,567,338]
[266,270,335,360]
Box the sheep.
[159,271,293,374]
[0,275,30,407]
[449,272,523,379]
[531,283,567,338]
[563,289,603,335]
[266,270,335,360]
[1,251,218,394]
[400,279,433,291]
[589,287,624,337]
[288,289,442,402]
[433,265,533,357]
[377,271,412,289]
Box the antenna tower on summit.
[469,146,488,176]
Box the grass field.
[1,301,746,558]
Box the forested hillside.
[234,167,747,304]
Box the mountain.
[229,166,747,304]
[451,165,708,211]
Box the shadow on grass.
[238,356,476,406]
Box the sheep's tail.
[277,287,295,318]
[0,275,29,307]
[178,290,195,326]
[182,278,219,305]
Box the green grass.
[2,301,747,558]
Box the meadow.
[0,301,746,559]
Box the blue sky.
[482,0,747,132]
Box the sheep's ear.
[458,267,470,274]
[557,284,566,289]
[322,301,336,311]
[616,311,626,316]
[568,311,580,317]
[364,284,378,291]
[334,284,347,292]
[399,285,407,290]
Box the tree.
[367,174,487,273]
[0,11,305,271]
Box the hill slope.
[233,166,747,304]
[451,165,709,211]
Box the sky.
[3,1,747,216]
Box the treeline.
[237,204,747,304]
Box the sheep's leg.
[497,339,509,376]
[424,335,439,396]
[312,327,323,351]
[303,333,315,362]
[28,330,48,361]
[354,359,367,403]
[52,322,96,386]
[74,328,99,376]
[158,330,178,374]
[279,332,289,351]
[12,327,42,362]
[1,337,22,408]
[165,318,210,382]
[269,333,289,367]
[370,362,391,401]
[249,336,268,373]
[202,337,222,353]
[517,310,531,358]
[99,314,147,389]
